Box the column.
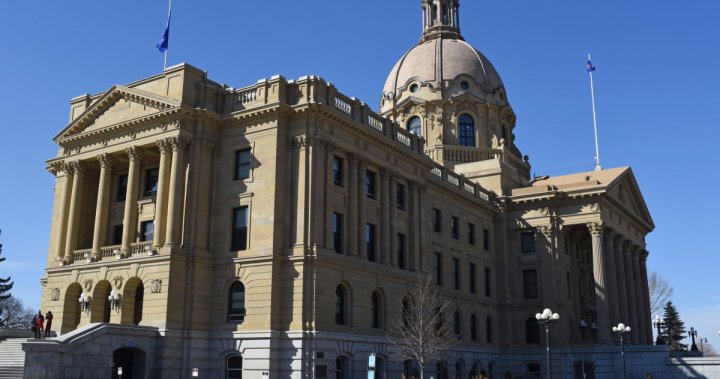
[539,225,557,308]
[379,168,391,264]
[64,161,85,262]
[603,229,620,326]
[121,147,143,255]
[346,153,358,257]
[324,143,336,249]
[165,137,190,247]
[613,237,630,332]
[622,241,639,344]
[91,154,113,259]
[588,222,611,344]
[152,139,172,248]
[632,248,646,344]
[311,138,327,248]
[357,157,367,259]
[640,250,653,344]
[54,163,74,261]
[408,181,419,271]
[388,174,398,266]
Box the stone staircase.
[0,338,27,379]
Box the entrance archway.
[91,280,111,323]
[112,348,146,379]
[61,283,82,333]
[121,278,144,325]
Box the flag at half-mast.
[586,59,596,72]
[156,11,171,53]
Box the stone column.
[379,168,391,264]
[64,161,85,262]
[357,157,367,259]
[121,147,143,255]
[603,229,619,326]
[539,225,557,307]
[613,236,630,332]
[152,139,172,248]
[408,180,419,271]
[165,137,190,247]
[588,222,611,344]
[346,153,358,257]
[324,142,336,249]
[54,163,74,261]
[622,241,639,344]
[311,138,327,248]
[292,136,310,248]
[91,154,113,259]
[640,250,653,344]
[632,248,646,344]
[389,173,398,266]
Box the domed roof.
[382,38,505,97]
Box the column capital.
[538,225,554,239]
[156,139,172,154]
[326,141,337,154]
[621,239,633,251]
[346,152,358,164]
[125,146,144,162]
[641,250,649,261]
[46,161,65,175]
[200,141,217,156]
[97,154,113,168]
[65,160,85,175]
[379,167,396,179]
[169,136,191,151]
[586,221,604,236]
[292,135,311,150]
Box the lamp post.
[117,366,123,379]
[613,323,631,379]
[652,315,666,346]
[108,289,121,311]
[79,293,91,314]
[689,327,699,352]
[700,337,708,354]
[536,308,560,379]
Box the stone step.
[0,366,24,379]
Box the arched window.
[226,354,243,379]
[335,286,347,325]
[486,316,493,343]
[376,356,386,378]
[436,361,449,379]
[228,282,246,323]
[371,291,382,329]
[526,362,541,376]
[133,283,144,325]
[458,114,475,147]
[453,311,462,336]
[526,317,541,344]
[336,356,350,379]
[470,314,478,341]
[402,297,411,328]
[407,116,422,136]
[454,361,464,379]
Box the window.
[332,157,343,186]
[144,168,159,196]
[366,224,376,262]
[316,365,328,379]
[484,267,491,297]
[335,286,347,325]
[227,282,246,323]
[116,174,128,202]
[133,283,144,325]
[483,229,490,250]
[226,355,243,379]
[469,263,477,294]
[458,114,475,147]
[526,362,541,375]
[523,269,538,299]
[371,291,382,329]
[434,253,443,286]
[140,221,154,242]
[336,356,350,379]
[453,311,461,336]
[112,225,123,245]
[452,258,460,290]
[470,314,478,341]
[333,213,343,254]
[366,170,377,199]
[433,208,442,233]
[234,148,252,180]
[567,271,572,300]
[526,317,541,343]
[486,317,493,343]
[397,233,406,270]
[396,183,406,210]
[521,231,536,253]
[407,116,422,136]
[451,216,459,239]
[231,207,249,251]
[468,223,475,245]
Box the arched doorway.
[91,280,111,323]
[112,348,146,379]
[121,278,144,325]
[61,283,82,333]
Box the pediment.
[606,168,654,229]
[54,86,181,141]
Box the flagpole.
[588,53,601,171]
[164,0,173,71]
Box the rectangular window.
[366,223,376,262]
[523,269,538,299]
[432,208,442,233]
[116,174,128,202]
[231,207,249,251]
[452,257,460,290]
[468,223,476,245]
[333,213,343,253]
[315,365,328,379]
[397,233,406,270]
[144,168,159,196]
[112,225,123,245]
[485,267,491,297]
[234,148,252,180]
[483,228,490,250]
[451,216,459,239]
[469,263,477,294]
[521,231,536,253]
[396,183,406,210]
[366,170,376,199]
[140,221,154,242]
[332,157,343,186]
[434,252,443,286]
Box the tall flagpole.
[587,53,602,171]
[164,0,173,70]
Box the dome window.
[409,83,419,93]
[458,114,475,147]
[407,116,422,136]
[460,81,470,90]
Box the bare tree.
[701,341,718,357]
[649,271,673,316]
[389,275,455,379]
[0,296,34,328]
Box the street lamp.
[652,315,666,346]
[536,308,560,379]
[613,323,631,379]
[79,293,91,313]
[108,289,121,311]
[700,337,708,354]
[689,327,699,352]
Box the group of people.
[31,310,53,339]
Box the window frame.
[332,156,344,187]
[227,281,246,323]
[366,223,376,262]
[458,114,476,147]
[333,213,344,254]
[432,208,442,233]
[225,354,243,379]
[451,216,459,240]
[335,285,348,325]
[139,220,154,242]
[144,167,159,197]
[397,233,406,270]
[371,291,383,329]
[483,228,490,250]
[407,115,422,136]
[396,183,406,210]
[521,231,536,254]
[470,314,478,342]
[523,269,539,299]
[230,206,249,251]
[234,148,252,181]
[434,252,443,286]
[365,170,377,199]
[469,262,477,294]
[116,174,128,202]
[484,267,491,297]
[468,223,475,245]
[452,257,460,290]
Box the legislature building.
[24,0,660,378]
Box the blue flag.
[156,11,171,53]
[586,59,596,72]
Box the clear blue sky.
[1,0,718,348]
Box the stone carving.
[200,141,216,156]
[125,146,144,162]
[581,203,601,213]
[46,161,65,176]
[51,288,60,301]
[113,276,124,289]
[151,279,163,293]
[170,136,191,151]
[538,225,553,238]
[97,153,113,168]
[83,279,93,292]
[587,222,604,236]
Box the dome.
[382,38,505,98]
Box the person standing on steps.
[32,310,44,340]
[44,310,54,338]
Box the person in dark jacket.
[44,311,54,338]
[32,310,44,339]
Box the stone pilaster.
[91,154,113,259]
[152,139,172,248]
[631,247,645,344]
[53,162,73,262]
[622,240,639,344]
[588,222,611,344]
[121,147,143,255]
[346,153,358,257]
[602,228,620,327]
[379,168,391,264]
[388,172,398,267]
[614,236,630,332]
[640,250,652,344]
[357,156,367,259]
[408,180,420,271]
[64,161,85,263]
[324,142,336,249]
[165,137,190,247]
[311,138,327,248]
